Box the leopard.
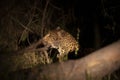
[42,27,79,61]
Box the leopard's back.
[43,27,79,57]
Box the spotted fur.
[43,27,79,60]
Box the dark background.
[0,0,120,49]
[0,0,120,80]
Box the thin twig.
[11,16,33,32]
[41,0,50,37]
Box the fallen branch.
[26,40,120,80]
[16,39,47,54]
[2,40,120,80]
